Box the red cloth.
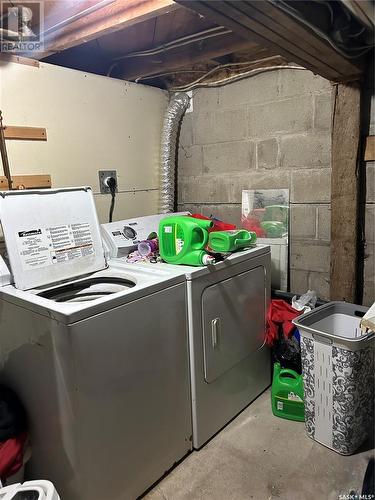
[266,299,300,346]
[241,215,266,237]
[0,431,28,479]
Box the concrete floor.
[145,389,374,500]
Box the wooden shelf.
[0,175,52,190]
[3,126,47,141]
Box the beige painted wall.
[0,60,168,222]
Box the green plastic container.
[264,205,289,225]
[260,221,286,238]
[271,363,305,422]
[159,215,214,266]
[208,230,257,253]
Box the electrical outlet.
[99,170,118,194]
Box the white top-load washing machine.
[0,188,192,500]
[102,216,272,449]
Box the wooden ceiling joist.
[343,0,375,29]
[41,0,179,58]
[235,2,362,78]
[118,34,273,81]
[175,0,364,82]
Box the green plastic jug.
[260,221,286,238]
[208,230,257,253]
[159,216,214,266]
[264,205,289,225]
[271,363,305,422]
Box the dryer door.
[202,266,266,383]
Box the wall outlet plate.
[99,170,118,194]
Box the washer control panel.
[101,212,189,258]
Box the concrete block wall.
[177,69,333,299]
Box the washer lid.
[0,187,106,290]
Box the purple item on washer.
[138,238,159,257]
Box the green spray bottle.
[159,216,215,266]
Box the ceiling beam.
[39,0,180,59]
[117,33,274,80]
[342,1,375,29]
[175,0,364,82]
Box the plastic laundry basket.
[0,480,60,499]
[293,302,374,455]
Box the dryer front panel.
[201,266,266,383]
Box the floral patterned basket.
[293,301,374,456]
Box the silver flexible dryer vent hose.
[159,92,190,213]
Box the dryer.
[0,188,192,500]
[102,216,272,449]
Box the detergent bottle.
[159,216,215,266]
[208,229,257,253]
[271,362,305,422]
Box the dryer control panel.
[101,212,189,258]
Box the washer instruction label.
[17,223,94,270]
[17,229,51,269]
